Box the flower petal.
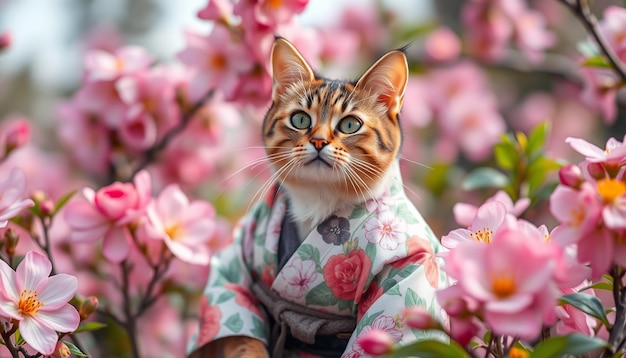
[38,274,77,310]
[33,304,80,333]
[20,317,58,355]
[16,251,51,292]
[102,226,131,263]
[0,258,19,301]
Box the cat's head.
[262,38,408,199]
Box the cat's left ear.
[355,50,408,117]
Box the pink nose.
[310,138,329,150]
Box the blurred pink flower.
[453,190,530,227]
[138,184,215,265]
[424,27,461,62]
[550,183,602,246]
[254,0,309,27]
[513,9,555,62]
[197,0,234,23]
[0,31,11,50]
[0,251,80,355]
[177,26,254,100]
[83,46,153,83]
[64,171,152,262]
[0,167,34,228]
[599,6,626,60]
[579,67,620,123]
[0,117,30,158]
[355,328,394,356]
[555,286,597,336]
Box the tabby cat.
[189,38,446,358]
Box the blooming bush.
[1,0,626,357]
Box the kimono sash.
[251,281,356,358]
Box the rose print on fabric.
[323,250,372,301]
[364,211,407,250]
[358,281,384,319]
[224,283,264,316]
[317,215,351,245]
[391,235,440,288]
[197,296,222,347]
[278,257,318,299]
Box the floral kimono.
[188,166,448,357]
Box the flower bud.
[558,165,583,188]
[0,31,11,50]
[40,199,55,217]
[3,119,30,153]
[49,342,71,358]
[357,329,394,356]
[79,296,99,320]
[586,162,606,180]
[402,306,441,330]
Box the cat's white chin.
[283,160,399,239]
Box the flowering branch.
[558,0,626,83]
[129,89,215,181]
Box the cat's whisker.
[399,156,433,170]
[246,157,300,216]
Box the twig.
[129,89,215,180]
[607,266,626,355]
[558,0,626,83]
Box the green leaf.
[582,55,612,68]
[298,244,320,263]
[216,291,236,305]
[494,142,518,171]
[526,122,550,156]
[75,321,107,333]
[560,293,610,326]
[349,206,368,219]
[386,339,467,358]
[251,316,267,338]
[63,341,89,357]
[581,281,613,292]
[305,282,339,306]
[461,168,510,191]
[54,190,77,214]
[530,334,608,357]
[405,287,426,308]
[224,313,243,333]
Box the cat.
[189,37,446,358]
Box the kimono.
[188,164,448,357]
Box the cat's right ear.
[270,38,315,101]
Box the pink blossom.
[577,226,615,279]
[443,201,509,248]
[278,257,317,299]
[83,46,153,83]
[444,228,559,340]
[138,184,215,265]
[197,0,234,23]
[558,164,584,188]
[0,251,80,355]
[424,27,461,62]
[64,171,152,262]
[253,0,309,27]
[0,31,11,50]
[579,67,620,123]
[599,6,626,60]
[556,286,597,336]
[453,190,530,228]
[566,135,626,167]
[402,306,439,330]
[356,328,394,356]
[0,117,30,158]
[462,0,516,61]
[0,167,34,228]
[550,183,602,245]
[364,211,407,250]
[512,9,555,62]
[177,26,254,100]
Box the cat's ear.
[355,50,408,117]
[270,38,315,101]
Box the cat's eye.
[290,111,311,129]
[337,116,362,134]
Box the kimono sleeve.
[187,221,269,355]
[340,241,448,357]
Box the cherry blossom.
[0,251,80,355]
[443,201,510,248]
[0,167,34,228]
[138,184,216,265]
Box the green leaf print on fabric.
[386,284,401,296]
[298,244,321,264]
[365,242,377,263]
[216,291,236,305]
[337,297,354,312]
[349,206,368,219]
[360,310,384,327]
[405,287,427,308]
[305,282,340,306]
[251,316,267,338]
[224,313,244,333]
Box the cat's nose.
[310,138,329,151]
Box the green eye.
[337,116,362,134]
[290,111,311,129]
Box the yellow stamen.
[18,290,43,316]
[509,347,529,358]
[268,0,282,8]
[210,55,227,70]
[165,222,185,240]
[597,178,626,203]
[492,276,516,298]
[470,228,493,243]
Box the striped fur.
[263,38,408,237]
